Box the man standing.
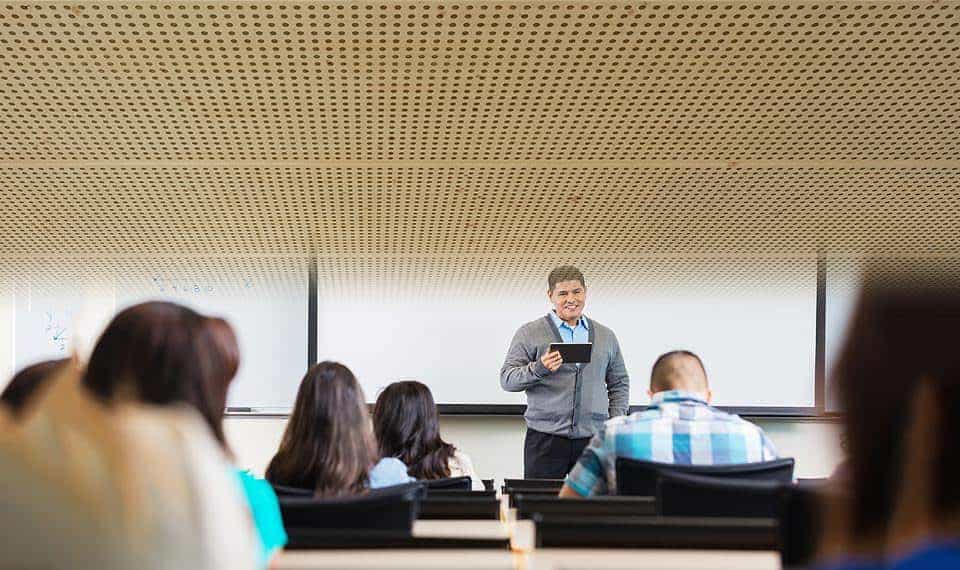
[500,266,630,478]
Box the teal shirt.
[235,469,288,567]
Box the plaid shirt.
[565,390,779,496]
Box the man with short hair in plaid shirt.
[559,350,779,497]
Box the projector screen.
[317,259,818,412]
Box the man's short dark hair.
[548,265,586,292]
[650,350,708,393]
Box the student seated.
[560,350,778,497]
[0,348,257,570]
[815,271,960,570]
[373,380,483,490]
[0,359,68,417]
[81,302,285,568]
[266,361,414,496]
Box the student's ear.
[705,390,713,404]
[647,389,653,399]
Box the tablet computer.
[549,342,593,364]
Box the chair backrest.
[271,484,313,498]
[778,481,825,568]
[656,471,784,518]
[533,515,778,550]
[418,495,501,520]
[616,457,795,496]
[279,481,425,532]
[503,478,565,489]
[422,476,471,491]
[515,494,655,520]
[481,478,495,492]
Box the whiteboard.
[4,259,817,411]
[3,265,308,411]
[10,280,116,375]
[824,260,862,412]
[317,260,817,410]
[116,272,308,409]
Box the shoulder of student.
[369,457,416,488]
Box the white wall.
[225,415,842,480]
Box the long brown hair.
[833,269,960,546]
[265,362,377,497]
[82,301,228,447]
[373,381,455,480]
[197,316,241,449]
[1,359,69,417]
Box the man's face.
[548,279,587,323]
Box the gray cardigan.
[499,314,630,439]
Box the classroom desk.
[524,549,779,570]
[274,548,779,570]
[275,549,517,569]
[274,518,780,570]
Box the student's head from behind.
[265,361,376,497]
[547,265,587,324]
[1,359,69,417]
[830,272,960,552]
[373,380,455,480]
[82,301,230,447]
[649,350,711,402]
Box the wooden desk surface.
[274,548,779,570]
[525,549,780,570]
[275,549,517,569]
[413,519,510,540]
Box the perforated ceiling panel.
[3,0,959,162]
[0,1,959,284]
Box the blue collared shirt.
[565,389,779,496]
[549,310,589,344]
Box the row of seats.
[271,457,822,567]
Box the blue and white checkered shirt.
[564,390,779,496]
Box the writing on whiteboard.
[149,276,255,297]
[42,309,70,353]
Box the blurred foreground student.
[0,358,68,417]
[374,380,483,490]
[816,271,960,570]
[0,362,257,570]
[199,316,288,566]
[266,361,413,496]
[560,350,777,497]
[82,302,283,568]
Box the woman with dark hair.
[373,381,482,489]
[817,268,960,569]
[197,316,287,567]
[266,361,413,496]
[82,302,284,568]
[1,359,69,417]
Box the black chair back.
[503,478,565,489]
[419,495,501,520]
[481,478,495,492]
[422,476,471,491]
[271,484,313,498]
[515,494,655,520]
[656,471,784,518]
[533,515,778,550]
[616,457,795,496]
[279,481,425,532]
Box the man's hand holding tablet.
[540,350,563,373]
